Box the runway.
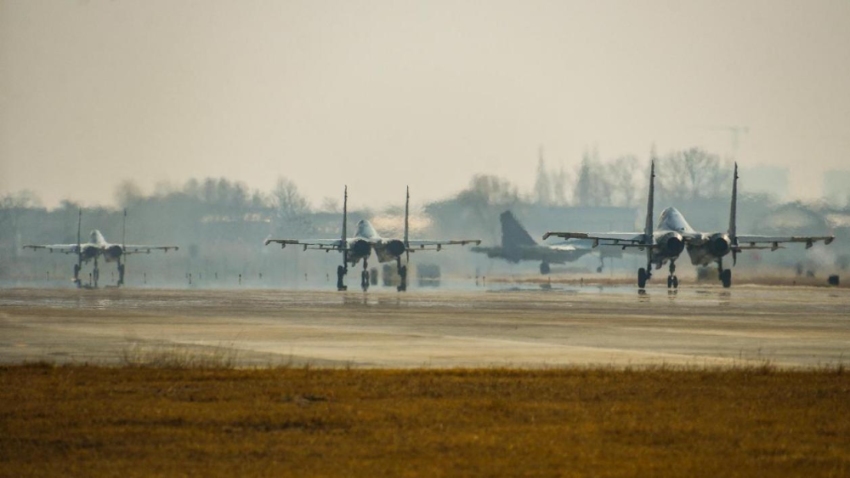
[1,285,848,368]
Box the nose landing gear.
[667,260,678,289]
[360,259,370,292]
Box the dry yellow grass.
[2,364,850,477]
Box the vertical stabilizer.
[404,186,410,261]
[404,186,410,246]
[341,186,348,261]
[644,161,655,241]
[122,209,127,250]
[77,209,82,250]
[729,163,739,265]
[644,161,655,268]
[500,211,538,248]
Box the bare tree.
[272,177,311,235]
[114,180,144,208]
[319,197,340,213]
[458,174,520,206]
[606,155,641,206]
[552,164,569,206]
[657,148,731,202]
[533,154,552,206]
[573,151,613,207]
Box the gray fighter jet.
[544,162,834,289]
[265,187,480,292]
[24,210,178,288]
[471,210,597,274]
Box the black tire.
[361,270,369,291]
[667,276,673,288]
[597,266,603,273]
[672,276,679,289]
[638,268,647,289]
[721,269,732,288]
[540,262,551,275]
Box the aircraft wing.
[123,245,179,254]
[22,244,80,254]
[734,235,835,251]
[406,239,481,251]
[264,238,344,251]
[543,232,645,247]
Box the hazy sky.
[2,0,849,210]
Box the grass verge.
[2,364,849,477]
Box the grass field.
[2,364,849,477]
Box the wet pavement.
[1,285,848,368]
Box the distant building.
[824,169,850,207]
[741,165,789,201]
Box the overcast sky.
[1,0,849,210]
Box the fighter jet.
[543,162,834,289]
[471,210,598,274]
[23,210,178,288]
[265,186,481,291]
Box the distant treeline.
[1,147,847,285]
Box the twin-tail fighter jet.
[265,187,481,291]
[543,162,834,289]
[24,210,179,288]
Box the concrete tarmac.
[1,285,848,368]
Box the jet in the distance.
[24,210,179,288]
[543,162,834,289]
[471,210,601,274]
[265,186,481,291]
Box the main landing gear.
[539,262,550,275]
[718,259,732,288]
[360,258,370,292]
[638,266,650,289]
[667,260,679,289]
[117,259,125,287]
[337,265,348,291]
[73,263,82,288]
[396,257,408,292]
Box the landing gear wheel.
[73,264,81,288]
[117,264,125,287]
[336,265,348,291]
[539,262,551,275]
[672,276,679,289]
[361,270,370,292]
[397,265,408,292]
[597,266,603,273]
[667,276,673,288]
[93,268,99,288]
[721,269,732,288]
[638,268,648,289]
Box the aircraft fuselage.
[345,220,406,266]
